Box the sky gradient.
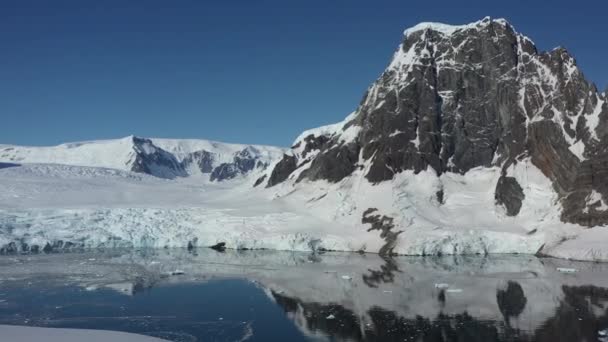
[1,0,606,147]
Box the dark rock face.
[129,137,187,179]
[495,176,525,216]
[180,146,269,182]
[436,188,445,205]
[301,134,331,159]
[210,242,226,252]
[181,150,215,173]
[209,148,266,181]
[297,143,360,183]
[264,17,608,227]
[266,154,297,187]
[210,163,238,181]
[253,174,267,187]
[233,149,258,174]
[362,208,403,256]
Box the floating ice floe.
[434,283,450,289]
[341,275,352,280]
[0,325,167,342]
[556,267,577,273]
[446,289,463,293]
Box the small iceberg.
[446,288,463,293]
[556,267,577,273]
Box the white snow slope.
[0,148,601,262]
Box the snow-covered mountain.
[1,17,608,261]
[257,17,608,258]
[0,135,284,181]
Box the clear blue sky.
[1,0,606,147]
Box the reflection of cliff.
[533,285,608,342]
[4,249,608,341]
[362,257,400,288]
[272,291,363,341]
[272,290,512,341]
[272,280,608,342]
[367,309,506,342]
[497,280,527,336]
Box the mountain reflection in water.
[0,249,607,342]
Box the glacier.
[0,157,602,261]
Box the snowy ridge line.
[403,16,511,38]
[0,135,285,181]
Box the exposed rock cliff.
[264,17,608,228]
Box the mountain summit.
[263,17,608,232]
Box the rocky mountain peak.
[263,17,608,227]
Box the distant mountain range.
[0,135,283,181]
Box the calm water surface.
[0,249,607,342]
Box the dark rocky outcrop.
[362,208,403,256]
[266,154,297,187]
[495,175,525,216]
[181,150,215,173]
[177,146,271,182]
[253,174,267,187]
[210,163,239,181]
[129,137,187,179]
[301,134,331,159]
[210,242,226,252]
[207,148,266,181]
[296,143,360,183]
